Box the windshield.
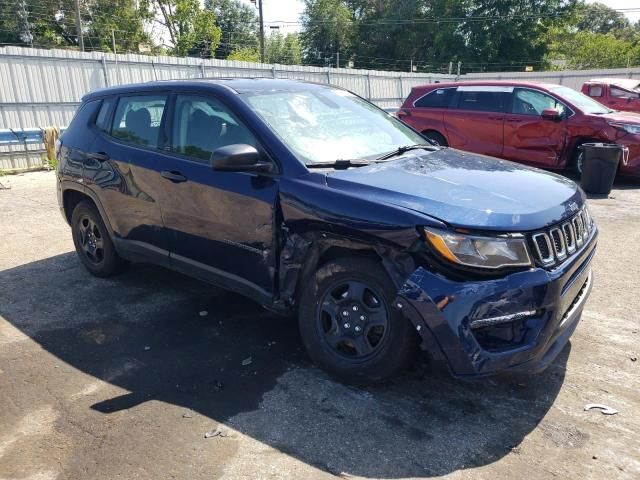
[242,87,425,165]
[549,85,612,114]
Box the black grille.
[530,207,594,268]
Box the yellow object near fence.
[43,126,60,163]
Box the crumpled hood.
[326,148,584,231]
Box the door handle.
[160,170,187,183]
[87,152,110,162]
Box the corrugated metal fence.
[0,46,455,170]
[463,67,640,91]
[2,45,639,171]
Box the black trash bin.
[580,143,623,195]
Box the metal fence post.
[272,65,277,78]
[101,56,110,87]
[200,62,206,78]
[326,69,331,84]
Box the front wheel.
[572,145,585,177]
[298,257,417,385]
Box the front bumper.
[396,229,597,377]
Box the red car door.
[608,85,640,113]
[443,86,508,157]
[502,88,568,168]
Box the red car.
[581,78,640,113]
[398,81,640,177]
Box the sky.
[240,0,640,32]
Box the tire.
[571,144,585,178]
[71,200,123,277]
[423,130,448,147]
[298,256,417,385]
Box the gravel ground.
[0,171,638,480]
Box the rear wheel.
[423,130,448,147]
[298,257,417,385]
[71,200,123,277]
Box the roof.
[83,78,330,100]
[588,78,640,91]
[410,80,564,91]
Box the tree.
[265,31,302,64]
[550,31,638,69]
[300,0,354,66]
[85,0,154,53]
[153,0,222,57]
[0,0,153,53]
[204,0,259,59]
[227,46,260,62]
[575,2,630,35]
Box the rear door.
[608,85,640,112]
[400,87,454,137]
[443,86,508,157]
[502,88,568,168]
[157,93,279,300]
[85,93,171,264]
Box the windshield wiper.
[374,143,437,162]
[306,159,372,169]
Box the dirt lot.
[0,171,639,480]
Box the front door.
[502,88,568,168]
[157,94,278,300]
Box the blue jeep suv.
[57,79,597,384]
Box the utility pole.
[258,0,265,63]
[74,0,84,52]
[336,51,339,69]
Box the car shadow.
[0,253,569,478]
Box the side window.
[414,88,453,108]
[610,86,638,99]
[456,91,505,112]
[588,85,603,98]
[511,89,566,117]
[172,95,257,162]
[95,98,114,133]
[111,95,167,148]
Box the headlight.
[423,228,533,270]
[609,122,640,135]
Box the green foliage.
[227,47,260,62]
[205,0,259,59]
[154,0,222,57]
[547,2,640,69]
[300,0,354,65]
[265,32,302,65]
[549,31,639,69]
[0,0,153,53]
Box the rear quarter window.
[414,88,453,108]
[95,98,115,133]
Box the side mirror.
[541,108,562,121]
[211,144,273,173]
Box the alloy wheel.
[77,214,104,264]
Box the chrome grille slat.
[530,207,594,268]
